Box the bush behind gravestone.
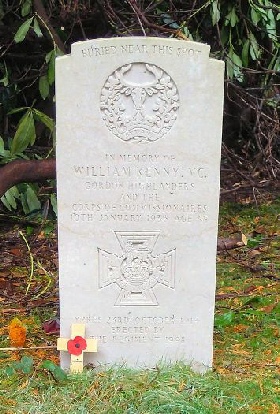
[0,1,279,212]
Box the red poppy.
[67,336,87,356]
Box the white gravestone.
[56,37,224,372]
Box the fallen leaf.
[233,324,248,333]
[10,270,26,278]
[259,304,276,313]
[178,380,186,392]
[0,279,14,294]
[241,233,247,245]
[9,248,22,257]
[8,317,27,347]
[0,270,11,277]
[43,319,60,335]
[231,348,251,356]
[244,285,257,294]
[248,249,261,257]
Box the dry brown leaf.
[233,324,248,333]
[259,304,276,313]
[248,249,261,257]
[241,233,247,245]
[9,248,22,256]
[244,285,257,294]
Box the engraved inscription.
[70,153,210,224]
[98,231,175,306]
[74,313,200,344]
[81,43,203,59]
[100,63,179,142]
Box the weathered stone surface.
[56,37,224,372]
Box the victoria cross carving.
[100,63,179,143]
[98,231,176,306]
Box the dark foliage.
[0,0,279,206]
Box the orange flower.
[8,318,27,347]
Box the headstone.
[56,37,224,372]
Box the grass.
[0,363,279,413]
[0,198,279,413]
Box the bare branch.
[0,159,56,198]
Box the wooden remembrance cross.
[57,324,97,372]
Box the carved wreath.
[100,63,179,143]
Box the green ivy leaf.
[50,193,57,215]
[226,58,234,80]
[226,48,238,80]
[230,7,238,27]
[0,62,9,86]
[249,33,260,60]
[0,136,5,155]
[247,235,263,247]
[0,136,10,158]
[267,7,274,21]
[46,50,55,85]
[265,13,276,39]
[161,13,179,29]
[19,189,30,214]
[41,359,57,372]
[20,356,33,374]
[211,0,220,25]
[1,186,20,210]
[5,366,16,376]
[231,51,243,82]
[11,110,36,154]
[39,75,50,100]
[250,7,261,25]
[242,39,250,68]
[14,17,33,43]
[33,109,54,132]
[232,52,242,68]
[21,0,32,17]
[1,196,11,210]
[53,366,67,382]
[13,361,23,370]
[26,185,41,212]
[8,106,28,115]
[33,17,43,37]
[182,26,193,40]
[220,26,229,46]
[41,360,67,381]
